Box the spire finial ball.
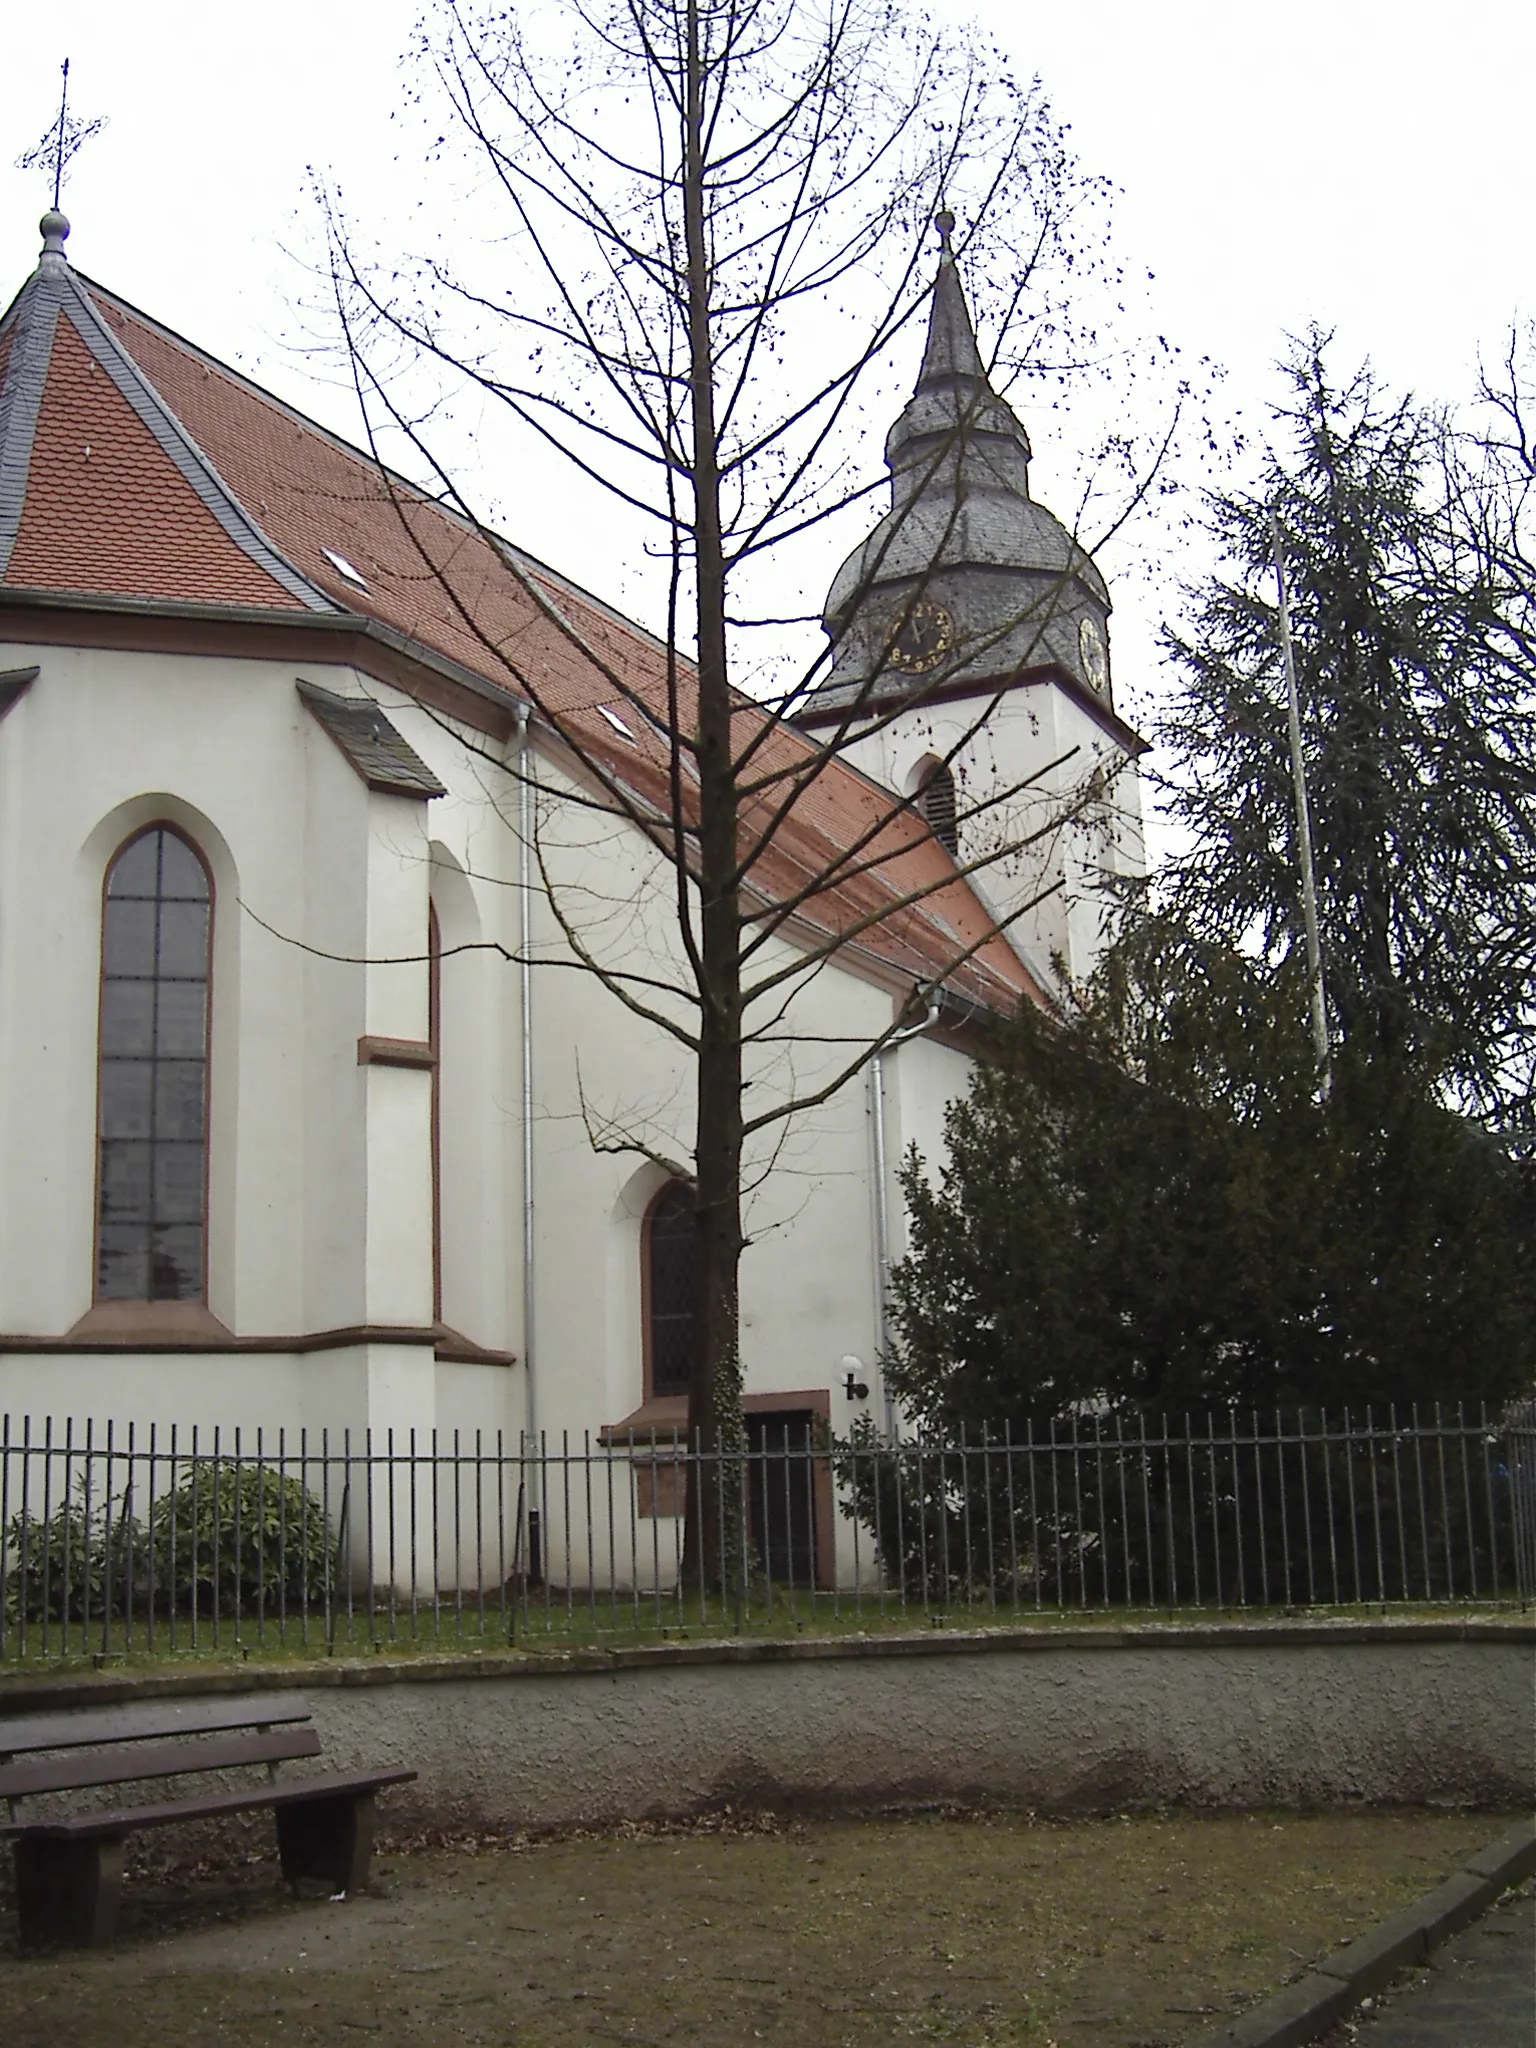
[934,208,956,253]
[40,210,71,258]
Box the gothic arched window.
[919,763,959,855]
[95,825,213,1303]
[646,1181,696,1399]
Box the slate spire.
[884,214,1031,490]
[810,211,1114,721]
[914,210,986,388]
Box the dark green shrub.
[149,1461,333,1614]
[3,1486,141,1626]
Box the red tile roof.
[8,314,305,610]
[0,248,1037,1013]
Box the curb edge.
[1185,1820,1536,2047]
[1,1619,1532,1715]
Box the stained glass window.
[96,827,212,1302]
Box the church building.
[0,206,1145,1493]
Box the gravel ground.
[0,1809,1514,2047]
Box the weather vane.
[15,60,107,211]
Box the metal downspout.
[870,1000,941,1441]
[517,702,537,1447]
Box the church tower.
[796,217,1147,993]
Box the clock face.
[1079,615,1109,694]
[886,597,955,675]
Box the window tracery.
[96,826,212,1302]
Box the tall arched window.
[919,763,959,855]
[95,826,213,1303]
[646,1181,696,1399]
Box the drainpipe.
[516,701,537,1449]
[870,999,941,1441]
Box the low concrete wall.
[2,1623,1531,1831]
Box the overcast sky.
[2,0,1529,737]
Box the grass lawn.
[0,1593,1526,1681]
[0,1807,1516,2046]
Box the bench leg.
[14,1835,126,1949]
[275,1790,377,1896]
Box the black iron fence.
[836,1405,1536,1613]
[1,1404,1532,1662]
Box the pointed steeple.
[915,211,986,387]
[884,214,1031,491]
[808,210,1114,722]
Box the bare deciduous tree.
[313,0,1177,1565]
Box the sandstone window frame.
[643,1179,696,1403]
[93,822,215,1306]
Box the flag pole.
[1271,514,1331,1096]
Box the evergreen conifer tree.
[886,924,1535,1425]
[885,336,1536,1429]
[1157,332,1536,1132]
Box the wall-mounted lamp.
[840,1355,870,1402]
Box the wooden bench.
[1,1694,416,1948]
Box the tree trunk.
[680,0,746,1587]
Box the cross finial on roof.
[15,59,106,224]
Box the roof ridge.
[0,273,61,579]
[54,275,336,614]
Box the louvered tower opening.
[919,764,958,855]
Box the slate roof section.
[297,679,446,799]
[915,248,988,387]
[0,286,58,578]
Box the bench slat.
[0,1724,322,1799]
[7,1767,418,1840]
[0,1694,312,1757]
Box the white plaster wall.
[512,744,896,1443]
[0,637,989,1494]
[0,640,328,1339]
[885,1032,972,1240]
[0,1344,414,1441]
[0,640,442,1370]
[433,1360,520,1448]
[298,702,369,1335]
[428,843,503,1349]
[837,683,1145,989]
[324,681,522,1365]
